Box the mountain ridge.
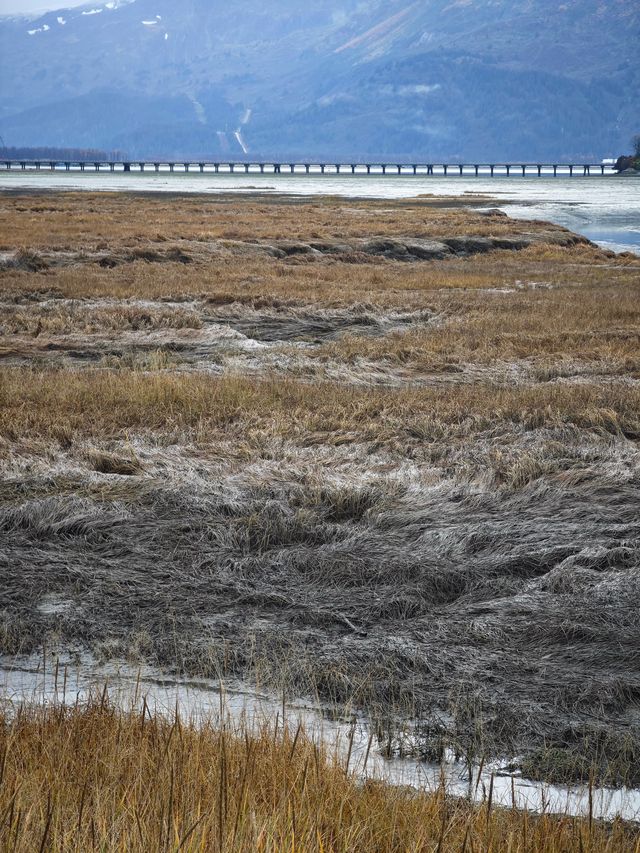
[0,0,637,159]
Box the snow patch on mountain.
[234,130,249,154]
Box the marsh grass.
[0,701,638,852]
[0,304,203,335]
[2,193,638,313]
[0,192,578,247]
[1,369,638,448]
[310,282,640,366]
[2,192,640,833]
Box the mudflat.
[1,191,639,784]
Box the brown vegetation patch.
[87,447,144,476]
[2,702,637,852]
[1,369,638,447]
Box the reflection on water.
[2,654,639,824]
[1,171,639,255]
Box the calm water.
[1,170,639,254]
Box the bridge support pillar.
[184,163,189,172]
[569,165,574,176]
[274,164,280,174]
[427,165,433,175]
[413,165,418,175]
[600,165,605,175]
[200,163,205,173]
[80,163,85,172]
[139,163,144,172]
[50,162,56,171]
[553,165,557,177]
[351,165,356,174]
[381,165,387,174]
[94,163,100,172]
[290,164,295,174]
[459,165,464,176]
[259,164,264,173]
[474,165,479,176]
[443,165,448,176]
[537,165,542,177]
[583,165,590,176]
[109,163,115,172]
[490,165,495,177]
[366,165,371,174]
[169,163,174,172]
[521,165,526,177]
[396,165,402,175]
[65,162,71,171]
[320,164,325,173]
[230,163,235,173]
[123,163,131,173]
[506,165,511,176]
[20,161,26,171]
[35,162,41,170]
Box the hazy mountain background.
[1,0,638,160]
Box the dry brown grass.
[0,191,578,247]
[2,193,638,386]
[2,242,637,308]
[1,195,637,338]
[0,304,202,335]
[311,280,640,367]
[1,368,638,448]
[1,701,637,853]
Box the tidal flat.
[1,191,640,842]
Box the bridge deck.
[1,160,614,176]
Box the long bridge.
[1,160,615,177]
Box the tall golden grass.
[1,368,638,446]
[1,701,637,852]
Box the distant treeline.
[0,147,128,162]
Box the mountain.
[0,0,638,160]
